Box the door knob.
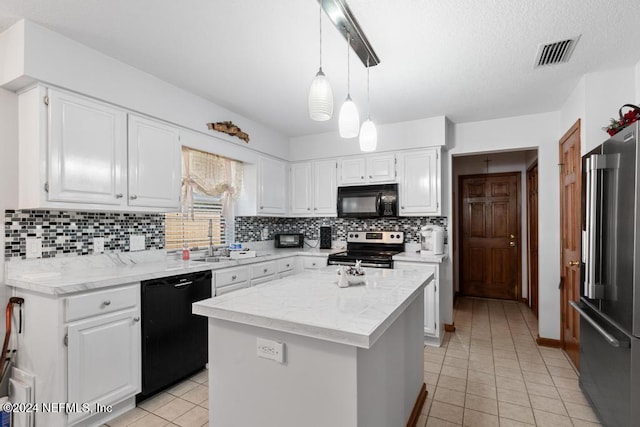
[509,241,516,247]
[569,260,580,266]
[510,234,515,239]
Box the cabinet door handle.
[313,207,317,210]
[401,206,405,209]
[260,206,264,209]
[369,175,372,179]
[103,300,111,306]
[307,207,311,211]
[115,193,123,199]
[263,268,268,273]
[286,264,290,268]
[133,317,140,322]
[312,262,316,266]
[130,195,138,200]
[361,176,364,179]
[232,275,237,280]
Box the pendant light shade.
[359,57,377,151]
[339,96,360,138]
[359,118,377,151]
[308,5,333,122]
[339,31,359,138]
[308,68,333,121]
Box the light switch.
[130,235,146,251]
[25,238,42,259]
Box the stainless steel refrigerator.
[574,122,640,427]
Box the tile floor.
[103,369,209,427]
[418,297,602,427]
[105,296,601,427]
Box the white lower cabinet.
[277,257,296,278]
[13,283,141,427]
[394,261,442,346]
[250,261,277,286]
[299,256,326,271]
[214,266,249,296]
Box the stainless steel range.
[328,231,405,269]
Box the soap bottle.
[182,243,190,261]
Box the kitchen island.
[193,266,433,427]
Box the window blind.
[165,199,226,251]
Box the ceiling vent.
[534,36,580,67]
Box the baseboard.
[444,323,456,332]
[519,297,529,305]
[536,335,562,348]
[406,382,427,427]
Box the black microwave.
[274,233,304,248]
[337,184,398,218]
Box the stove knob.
[355,234,359,238]
[349,233,353,238]
[390,234,394,239]
[396,234,401,239]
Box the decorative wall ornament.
[206,121,250,143]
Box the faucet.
[207,219,214,257]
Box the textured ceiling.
[1,0,640,137]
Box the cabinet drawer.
[277,257,295,273]
[303,257,325,269]
[65,284,139,322]
[215,267,249,288]
[251,261,277,279]
[216,281,248,296]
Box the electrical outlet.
[130,235,145,251]
[93,237,105,253]
[261,227,269,240]
[257,338,285,363]
[25,238,42,259]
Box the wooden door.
[560,120,581,369]
[527,162,539,316]
[460,173,520,300]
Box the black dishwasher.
[138,270,212,401]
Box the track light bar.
[318,0,380,67]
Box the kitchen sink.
[192,256,231,263]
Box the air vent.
[534,36,580,67]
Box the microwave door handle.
[376,193,382,214]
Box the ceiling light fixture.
[359,58,377,152]
[338,31,359,138]
[308,4,333,121]
[319,0,379,67]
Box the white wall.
[0,87,19,338]
[0,20,290,161]
[289,116,447,161]
[452,151,536,301]
[450,112,561,339]
[560,76,586,148]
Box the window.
[165,197,226,251]
[165,147,243,251]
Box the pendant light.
[338,31,360,138]
[308,4,333,121]
[359,58,377,152]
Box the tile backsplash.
[235,216,448,244]
[4,210,164,260]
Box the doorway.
[459,172,521,300]
[527,162,539,316]
[559,120,581,369]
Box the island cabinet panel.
[204,288,425,427]
[13,283,141,427]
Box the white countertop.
[5,247,344,296]
[192,266,433,349]
[393,251,447,263]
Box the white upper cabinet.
[366,153,396,183]
[18,86,182,212]
[313,160,337,215]
[258,156,287,215]
[47,89,128,206]
[127,115,181,209]
[289,162,313,216]
[338,153,395,185]
[397,148,441,216]
[289,160,337,217]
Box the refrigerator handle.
[569,301,620,347]
[584,157,594,298]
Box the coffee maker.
[420,225,444,255]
